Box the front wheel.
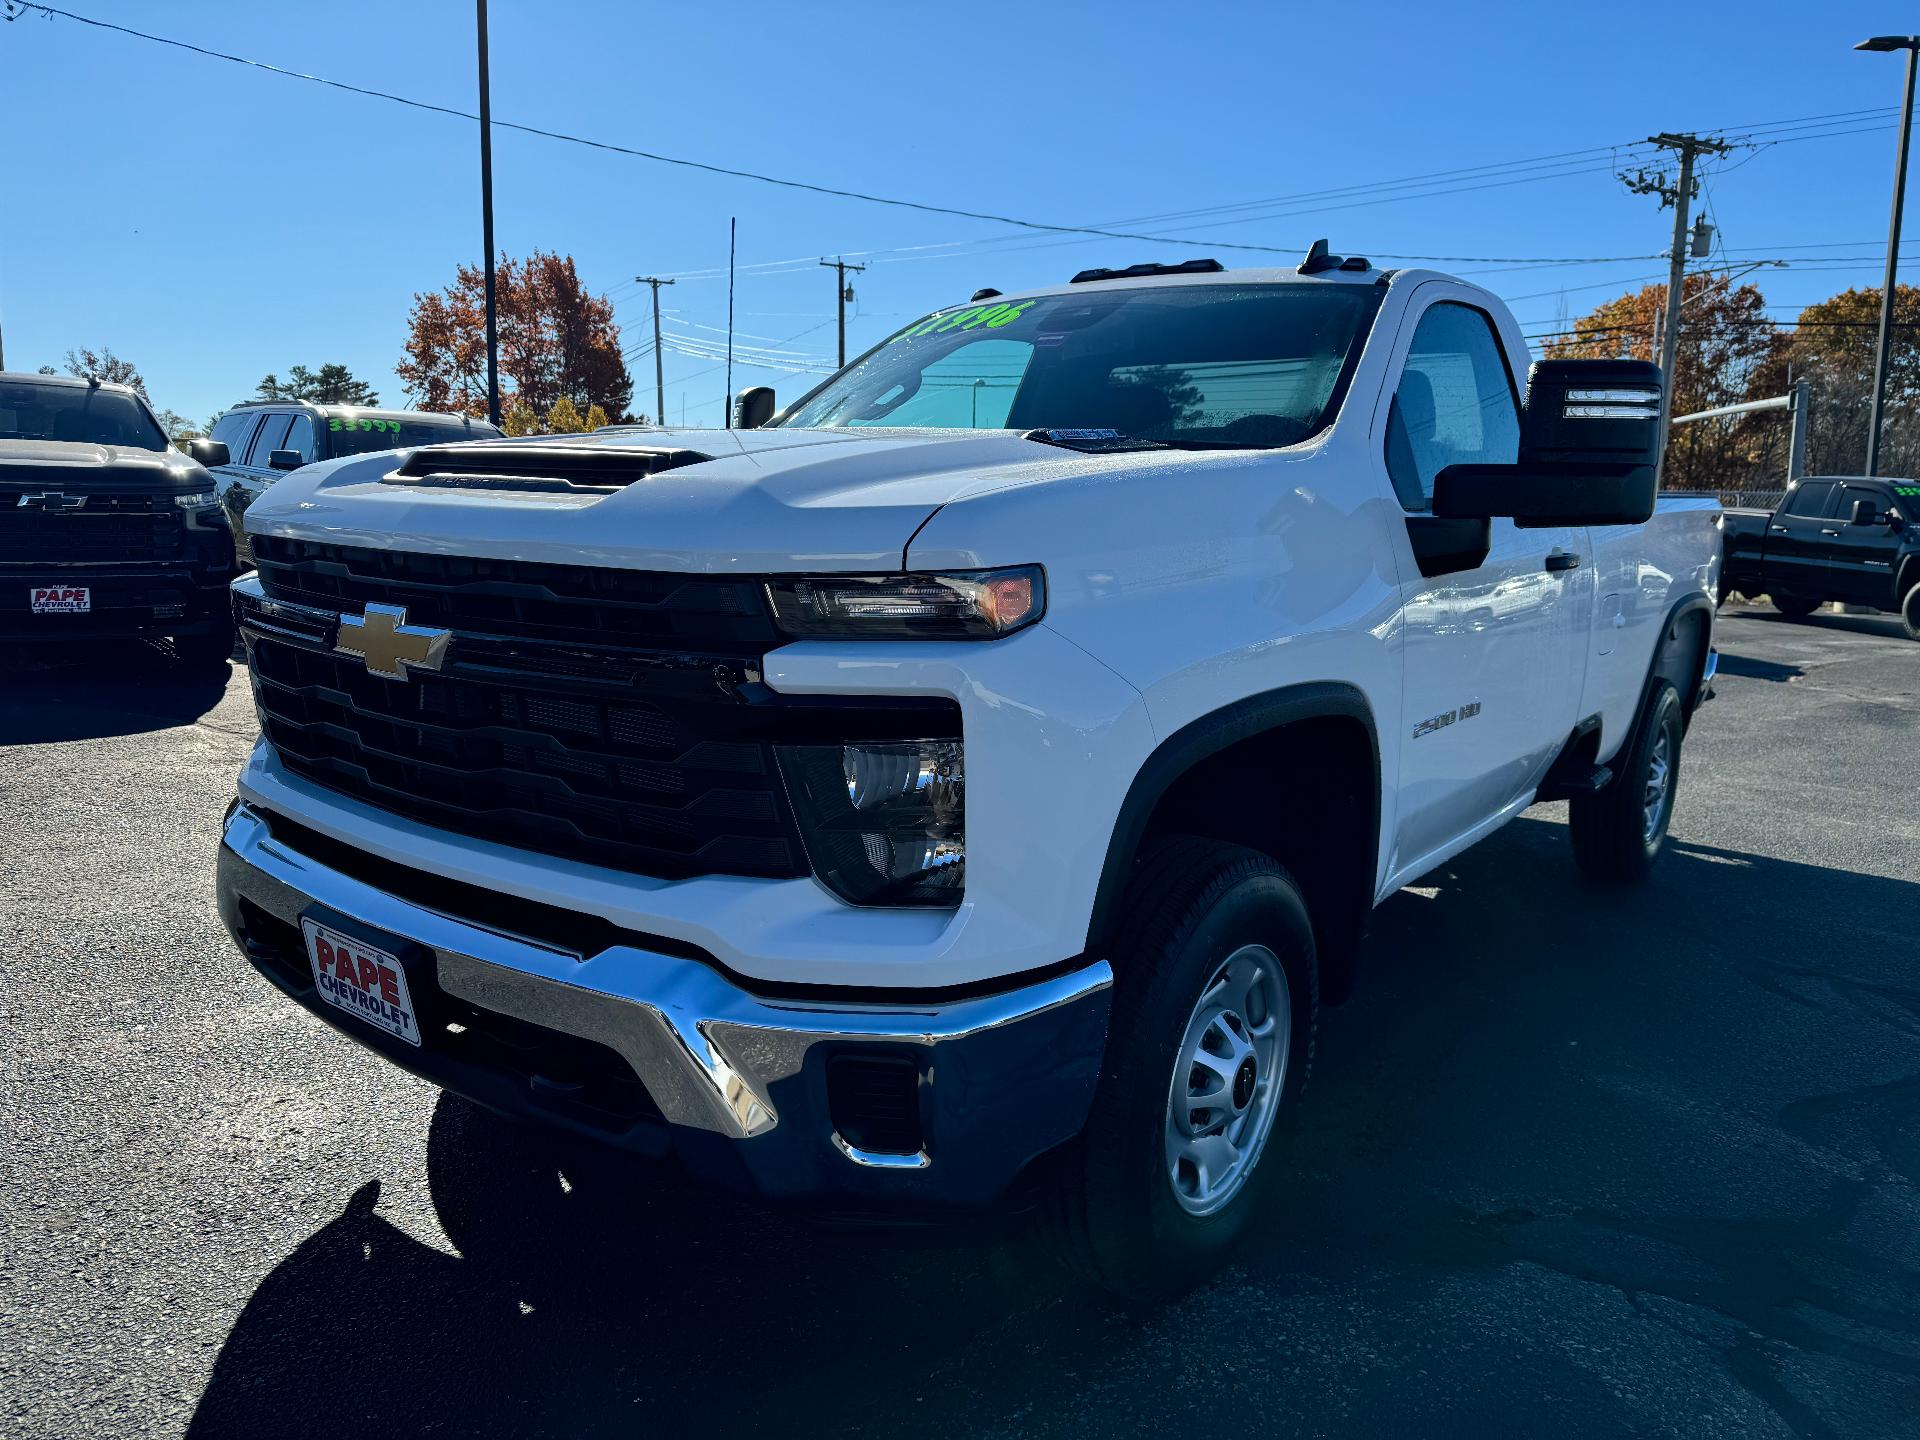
[1570,681,1683,883]
[1044,837,1318,1300]
[1901,581,1920,641]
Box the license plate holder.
[29,586,90,614]
[300,911,429,1048]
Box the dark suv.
[208,401,501,562]
[1,371,237,667]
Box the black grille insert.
[251,535,776,651]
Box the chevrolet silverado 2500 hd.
[3,371,236,665]
[216,249,1720,1296]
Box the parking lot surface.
[3,605,1916,1439]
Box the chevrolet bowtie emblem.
[334,604,451,681]
[18,493,86,510]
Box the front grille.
[0,500,189,565]
[249,635,806,880]
[247,540,961,884]
[251,535,776,652]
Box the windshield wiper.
[1022,428,1171,455]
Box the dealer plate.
[301,917,422,1047]
[30,586,90,614]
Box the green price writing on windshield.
[890,300,1038,343]
[1894,484,1920,498]
[328,418,402,434]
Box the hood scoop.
[382,442,713,496]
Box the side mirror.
[1434,359,1662,528]
[732,386,776,429]
[1849,499,1883,527]
[267,449,305,472]
[186,438,230,468]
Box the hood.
[0,439,212,494]
[244,425,1131,573]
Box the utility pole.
[634,276,675,425]
[1857,36,1920,477]
[820,257,867,367]
[476,0,500,426]
[1621,133,1731,479]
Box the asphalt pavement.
[2,604,1917,1439]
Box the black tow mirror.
[1849,499,1883,527]
[267,449,306,472]
[732,386,776,429]
[185,437,230,468]
[1435,359,1662,528]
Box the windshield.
[324,415,502,458]
[774,282,1382,448]
[0,379,167,450]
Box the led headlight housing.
[777,738,965,906]
[766,565,1043,640]
[171,489,226,530]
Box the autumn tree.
[1545,276,1782,492]
[63,346,148,400]
[1741,284,1920,478]
[397,251,632,421]
[257,364,380,406]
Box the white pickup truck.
[217,247,1720,1297]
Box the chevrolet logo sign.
[334,604,451,681]
[17,493,86,510]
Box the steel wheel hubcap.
[1642,730,1672,843]
[1164,944,1290,1217]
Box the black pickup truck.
[1,371,238,667]
[1721,474,1920,640]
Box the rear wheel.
[1901,581,1920,641]
[1570,681,1683,883]
[1045,837,1317,1300]
[1772,593,1821,618]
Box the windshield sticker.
[1894,484,1920,498]
[891,300,1038,342]
[329,418,402,434]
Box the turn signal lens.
[766,566,1044,640]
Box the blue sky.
[1,0,1915,428]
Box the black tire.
[1570,680,1684,883]
[173,619,236,671]
[1901,581,1920,642]
[1044,837,1318,1300]
[1772,593,1821,618]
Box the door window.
[1783,481,1836,517]
[246,413,293,465]
[209,410,259,463]
[1385,303,1521,512]
[283,413,316,463]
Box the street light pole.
[1858,35,1920,478]
[476,0,501,427]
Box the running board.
[1536,763,1613,802]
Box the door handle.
[1769,525,1788,534]
[1544,550,1581,573]
[1819,528,1841,536]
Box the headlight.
[777,739,964,906]
[766,565,1043,639]
[171,490,225,529]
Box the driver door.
[1382,294,1592,880]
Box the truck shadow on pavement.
[186,815,1920,1439]
[0,641,232,743]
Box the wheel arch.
[1085,681,1381,1001]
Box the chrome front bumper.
[217,803,1113,1206]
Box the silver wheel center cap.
[1232,1054,1258,1109]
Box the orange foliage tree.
[398,252,633,421]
